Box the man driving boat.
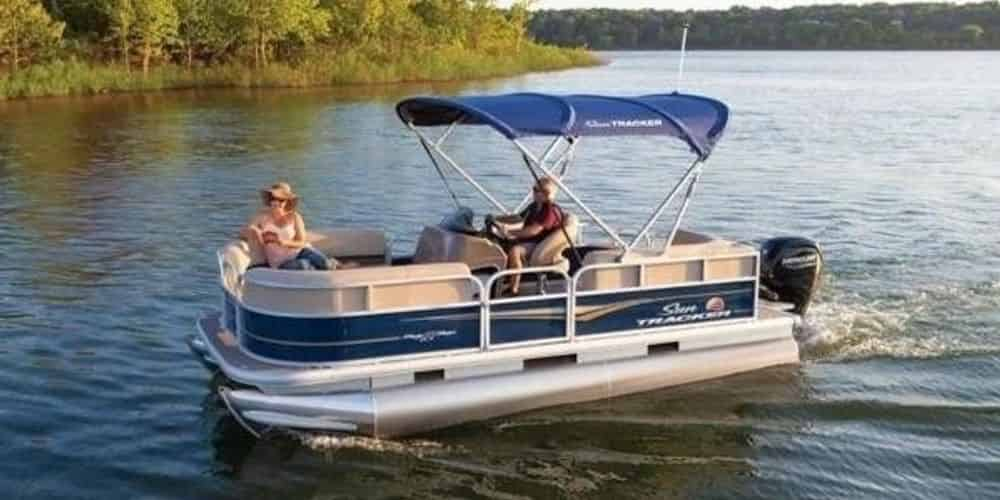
[501,176,564,295]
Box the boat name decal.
[636,297,732,327]
[584,119,664,129]
[402,330,458,343]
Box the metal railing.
[221,254,761,363]
[484,266,573,349]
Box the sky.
[500,0,970,9]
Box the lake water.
[1,51,998,499]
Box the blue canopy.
[396,92,729,159]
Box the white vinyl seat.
[241,262,476,315]
[219,228,390,294]
[576,230,758,291]
[235,228,389,269]
[527,212,580,273]
[307,228,389,266]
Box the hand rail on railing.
[484,266,574,348]
[484,265,571,301]
[243,271,482,291]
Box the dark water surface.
[1,52,998,499]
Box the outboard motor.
[759,237,823,315]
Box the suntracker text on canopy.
[396,92,729,160]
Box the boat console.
[412,210,507,272]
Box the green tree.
[174,0,217,68]
[527,4,1000,50]
[959,23,985,47]
[508,0,536,54]
[224,0,331,67]
[411,0,471,47]
[326,0,415,56]
[0,0,65,71]
[134,0,178,76]
[53,0,109,36]
[103,0,135,69]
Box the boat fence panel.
[485,267,572,347]
[704,256,757,281]
[221,253,759,365]
[573,280,756,337]
[237,303,482,363]
[488,296,569,346]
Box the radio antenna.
[676,21,690,91]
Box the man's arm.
[509,223,546,241]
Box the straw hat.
[259,182,299,210]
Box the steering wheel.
[482,215,513,245]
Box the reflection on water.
[1,52,998,499]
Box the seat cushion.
[307,228,386,259]
[528,213,579,267]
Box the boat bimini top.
[396,92,730,254]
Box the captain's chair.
[527,212,580,273]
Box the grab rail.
[484,266,573,348]
[224,253,761,363]
[484,265,571,300]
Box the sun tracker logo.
[636,297,732,327]
[705,296,726,312]
[585,119,664,129]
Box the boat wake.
[289,430,452,457]
[798,278,1000,362]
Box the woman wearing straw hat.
[241,182,332,270]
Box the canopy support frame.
[663,166,703,256]
[628,158,701,251]
[512,139,629,250]
[514,137,578,213]
[407,122,510,214]
[407,118,709,258]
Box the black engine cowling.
[759,237,823,315]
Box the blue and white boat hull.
[196,309,799,437]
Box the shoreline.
[0,45,601,102]
[588,48,1000,52]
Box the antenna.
[676,21,690,91]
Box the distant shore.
[530,4,999,51]
[0,44,598,101]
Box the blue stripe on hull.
[575,281,755,336]
[241,329,478,363]
[238,305,481,363]
[490,297,568,345]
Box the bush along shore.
[0,0,598,100]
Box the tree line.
[529,2,1000,50]
[0,0,536,75]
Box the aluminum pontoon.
[190,92,823,438]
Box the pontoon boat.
[189,92,823,438]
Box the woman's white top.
[260,219,300,268]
